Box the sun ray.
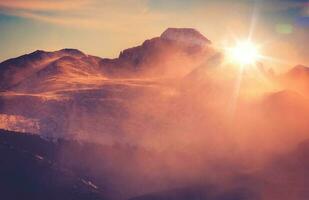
[258,55,294,66]
[248,0,261,41]
[227,64,245,118]
[226,0,261,119]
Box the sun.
[227,40,260,65]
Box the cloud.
[8,10,101,28]
[0,0,97,28]
[0,0,166,30]
[261,0,305,11]
[0,0,305,31]
[0,0,91,11]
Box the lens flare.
[228,41,260,65]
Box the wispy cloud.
[0,0,164,30]
[0,0,91,11]
[0,0,98,28]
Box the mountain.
[0,49,92,91]
[258,90,309,133]
[0,128,166,200]
[0,28,215,139]
[0,27,308,146]
[160,28,210,45]
[100,27,213,78]
[262,90,309,111]
[280,65,309,95]
[286,65,309,79]
[12,54,103,93]
[0,27,215,94]
[0,28,213,92]
[0,129,105,200]
[1,27,309,200]
[4,126,309,200]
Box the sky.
[0,0,308,69]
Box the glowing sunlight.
[227,40,261,66]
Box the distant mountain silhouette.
[279,65,309,94]
[286,65,309,79]
[260,89,309,125]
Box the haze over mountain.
[0,27,308,142]
[0,28,215,139]
[1,27,309,200]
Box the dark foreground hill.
[0,129,105,200]
[3,129,309,200]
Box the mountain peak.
[160,28,210,45]
[57,48,86,57]
[31,50,46,55]
[287,65,309,77]
[291,64,309,72]
[24,49,86,60]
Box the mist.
[52,52,309,200]
[1,28,309,200]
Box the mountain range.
[0,28,307,139]
[1,27,309,200]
